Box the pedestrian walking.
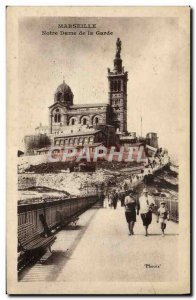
[124,190,138,235]
[108,192,113,208]
[112,190,118,209]
[157,201,170,236]
[138,188,155,236]
[118,189,125,207]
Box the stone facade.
[53,124,117,148]
[25,38,128,153]
[47,38,127,138]
[48,97,111,135]
[107,38,128,133]
[146,132,159,148]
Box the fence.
[18,195,99,238]
[154,197,179,223]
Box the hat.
[160,201,166,205]
[143,188,148,193]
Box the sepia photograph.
[6,6,190,295]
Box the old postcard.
[7,6,190,294]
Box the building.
[35,123,49,135]
[119,133,137,149]
[48,91,111,135]
[24,134,51,155]
[46,37,128,136]
[146,132,159,148]
[54,128,107,147]
[107,38,128,133]
[24,38,128,154]
[23,38,161,159]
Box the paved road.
[20,203,179,282]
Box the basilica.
[25,38,130,154]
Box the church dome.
[56,81,72,94]
[54,80,74,105]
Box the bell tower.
[107,38,128,133]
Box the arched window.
[83,118,87,125]
[57,114,61,122]
[95,117,99,124]
[71,119,75,125]
[54,109,61,123]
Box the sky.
[18,16,187,160]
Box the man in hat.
[124,189,138,235]
[157,201,170,236]
[138,188,155,236]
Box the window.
[95,117,99,124]
[57,93,62,102]
[114,81,117,91]
[83,118,87,125]
[118,80,121,91]
[54,109,61,123]
[71,119,75,125]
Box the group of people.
[107,189,125,209]
[105,187,170,237]
[124,188,170,237]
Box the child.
[157,201,170,236]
